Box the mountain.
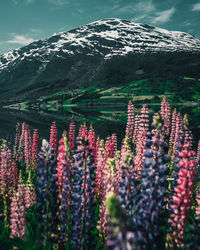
[0,18,200,102]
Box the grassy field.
[4,77,200,112]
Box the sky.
[0,0,200,55]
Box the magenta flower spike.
[24,127,32,171]
[120,137,131,162]
[139,104,149,134]
[10,186,26,240]
[18,123,26,150]
[169,108,177,147]
[173,113,183,153]
[68,121,75,152]
[14,123,21,156]
[50,121,58,156]
[168,144,198,248]
[56,136,66,189]
[97,158,118,239]
[105,136,115,159]
[23,171,36,210]
[78,122,88,140]
[125,101,134,139]
[95,137,100,166]
[134,128,146,178]
[11,162,19,187]
[161,97,171,135]
[88,124,97,157]
[196,185,200,217]
[197,140,200,162]
[32,129,40,164]
[133,114,140,144]
[95,140,106,201]
[17,123,27,162]
[0,149,13,189]
[111,133,117,155]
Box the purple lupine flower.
[36,139,59,247]
[131,116,169,249]
[71,136,96,249]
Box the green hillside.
[4,77,200,111]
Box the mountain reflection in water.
[0,103,199,147]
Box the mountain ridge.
[0,18,200,102]
[1,18,200,68]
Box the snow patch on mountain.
[0,18,200,71]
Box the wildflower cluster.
[0,97,199,249]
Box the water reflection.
[0,102,199,146]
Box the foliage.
[0,98,200,249]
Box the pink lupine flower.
[105,136,115,159]
[134,128,146,178]
[197,140,200,162]
[133,114,140,144]
[11,162,19,186]
[169,108,177,148]
[32,129,40,166]
[14,123,21,156]
[68,121,75,152]
[18,123,26,151]
[138,104,149,134]
[10,189,26,240]
[97,158,118,238]
[23,184,36,210]
[50,121,58,156]
[95,140,106,201]
[196,185,200,216]
[161,97,171,135]
[78,122,88,140]
[23,172,36,210]
[88,124,97,157]
[184,129,193,147]
[183,115,193,147]
[24,127,32,170]
[120,137,131,162]
[111,133,117,155]
[0,149,12,189]
[56,131,71,208]
[95,137,100,166]
[56,136,66,188]
[173,113,183,153]
[168,144,198,248]
[98,203,108,240]
[125,101,134,139]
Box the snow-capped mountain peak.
[1,18,200,71]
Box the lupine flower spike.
[50,121,58,156]
[36,139,59,247]
[125,101,134,140]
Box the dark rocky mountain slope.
[0,18,200,101]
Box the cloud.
[113,0,155,14]
[12,0,18,5]
[152,7,175,24]
[7,34,34,45]
[129,0,156,23]
[135,0,156,13]
[192,2,200,11]
[132,15,148,22]
[12,0,35,5]
[182,21,192,27]
[48,0,69,6]
[29,28,43,34]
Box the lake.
[0,103,199,147]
